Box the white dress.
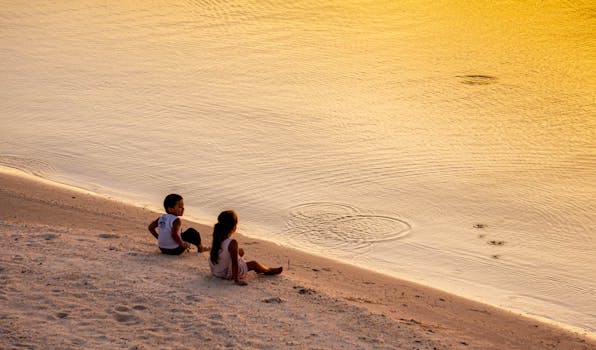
[209,237,248,280]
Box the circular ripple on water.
[286,202,411,250]
[286,202,360,228]
[326,214,411,244]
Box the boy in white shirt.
[148,194,209,255]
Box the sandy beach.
[0,168,593,350]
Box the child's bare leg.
[246,261,283,275]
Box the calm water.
[1,0,595,333]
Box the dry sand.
[0,168,594,350]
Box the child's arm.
[171,218,189,249]
[148,218,159,239]
[228,239,247,286]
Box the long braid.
[210,223,225,264]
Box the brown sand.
[0,169,594,350]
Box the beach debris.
[56,312,69,319]
[312,268,320,272]
[487,240,505,246]
[345,296,374,304]
[399,318,421,325]
[299,288,315,295]
[98,233,120,239]
[491,254,501,259]
[262,297,284,304]
[294,285,316,295]
[358,336,382,343]
[473,223,486,229]
[457,75,497,86]
[41,233,59,240]
[470,308,490,315]
[478,234,486,238]
[460,341,469,346]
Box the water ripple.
[0,155,56,178]
[285,202,411,255]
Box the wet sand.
[0,168,593,349]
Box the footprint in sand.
[111,306,140,324]
[114,312,140,324]
[41,233,59,240]
[185,294,203,302]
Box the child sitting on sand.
[148,193,209,255]
[209,210,282,286]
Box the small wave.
[0,155,56,178]
[457,74,498,85]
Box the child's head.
[163,193,184,216]
[216,210,238,235]
[210,210,238,264]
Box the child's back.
[148,194,208,255]
[209,210,282,285]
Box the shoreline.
[2,166,592,336]
[1,167,594,349]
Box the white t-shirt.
[209,237,248,279]
[157,213,181,249]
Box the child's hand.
[235,279,248,286]
[182,242,191,250]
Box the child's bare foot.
[264,267,283,275]
[198,245,210,253]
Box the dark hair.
[163,193,183,211]
[210,210,238,264]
